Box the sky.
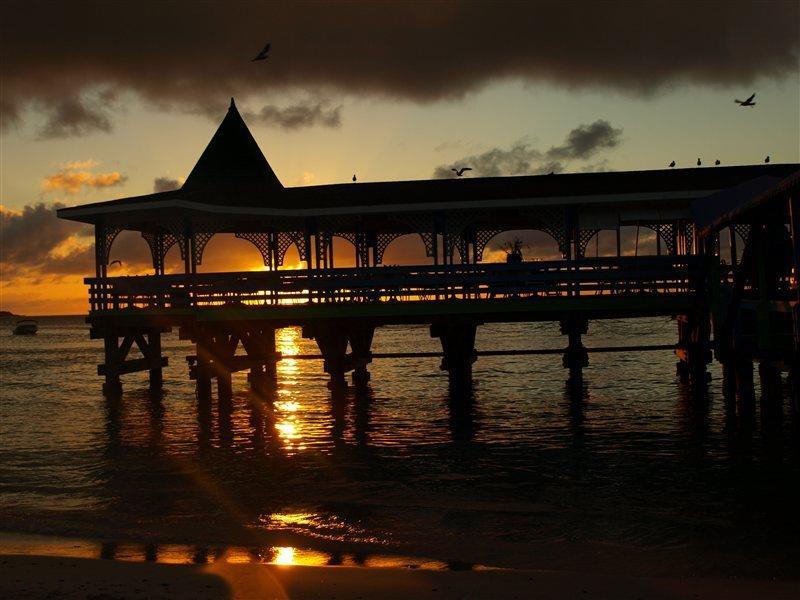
[1,0,799,315]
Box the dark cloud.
[434,120,621,177]
[0,203,83,269]
[1,1,797,136]
[35,94,115,139]
[433,142,537,178]
[153,176,182,192]
[244,101,342,130]
[547,120,622,160]
[0,203,151,279]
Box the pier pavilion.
[58,99,799,407]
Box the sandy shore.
[1,554,799,600]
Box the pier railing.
[86,256,704,313]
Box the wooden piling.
[305,323,349,389]
[675,313,711,387]
[348,324,375,387]
[430,319,478,391]
[560,317,589,376]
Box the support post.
[728,226,738,266]
[758,360,783,419]
[305,323,349,389]
[734,355,755,417]
[788,194,800,413]
[245,326,279,395]
[147,329,163,391]
[560,317,589,377]
[348,324,375,387]
[430,319,478,391]
[675,313,711,386]
[195,335,213,401]
[217,366,233,402]
[102,334,122,396]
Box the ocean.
[1,315,798,578]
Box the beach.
[3,553,800,600]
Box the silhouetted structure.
[694,171,800,413]
[58,99,799,412]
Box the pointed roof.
[182,98,283,196]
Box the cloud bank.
[433,120,622,177]
[2,1,797,136]
[244,101,342,130]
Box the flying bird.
[352,174,357,182]
[251,43,271,61]
[109,260,122,267]
[669,161,675,168]
[715,159,721,165]
[697,158,702,166]
[764,155,770,163]
[735,93,756,107]
[451,167,472,177]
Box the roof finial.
[229,97,236,110]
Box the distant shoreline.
[0,313,86,318]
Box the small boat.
[12,319,38,335]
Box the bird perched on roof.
[697,158,701,166]
[735,93,756,107]
[669,161,675,168]
[715,159,721,165]
[252,43,271,61]
[352,174,357,182]
[451,167,472,177]
[764,155,770,163]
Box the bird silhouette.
[669,161,675,168]
[697,158,701,166]
[352,174,357,182]
[451,167,472,177]
[251,43,271,61]
[735,93,756,107]
[764,155,770,163]
[715,159,721,165]
[109,260,122,267]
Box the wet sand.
[2,554,799,600]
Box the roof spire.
[229,97,236,110]
[182,101,283,194]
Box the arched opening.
[481,230,561,263]
[278,243,303,270]
[719,227,748,266]
[107,231,154,275]
[197,233,265,273]
[619,225,659,256]
[163,243,184,274]
[380,233,431,266]
[330,235,356,268]
[581,230,623,257]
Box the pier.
[58,100,800,413]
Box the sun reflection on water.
[258,511,386,546]
[272,327,313,453]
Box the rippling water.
[1,316,799,578]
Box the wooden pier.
[58,100,800,414]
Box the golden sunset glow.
[41,165,127,195]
